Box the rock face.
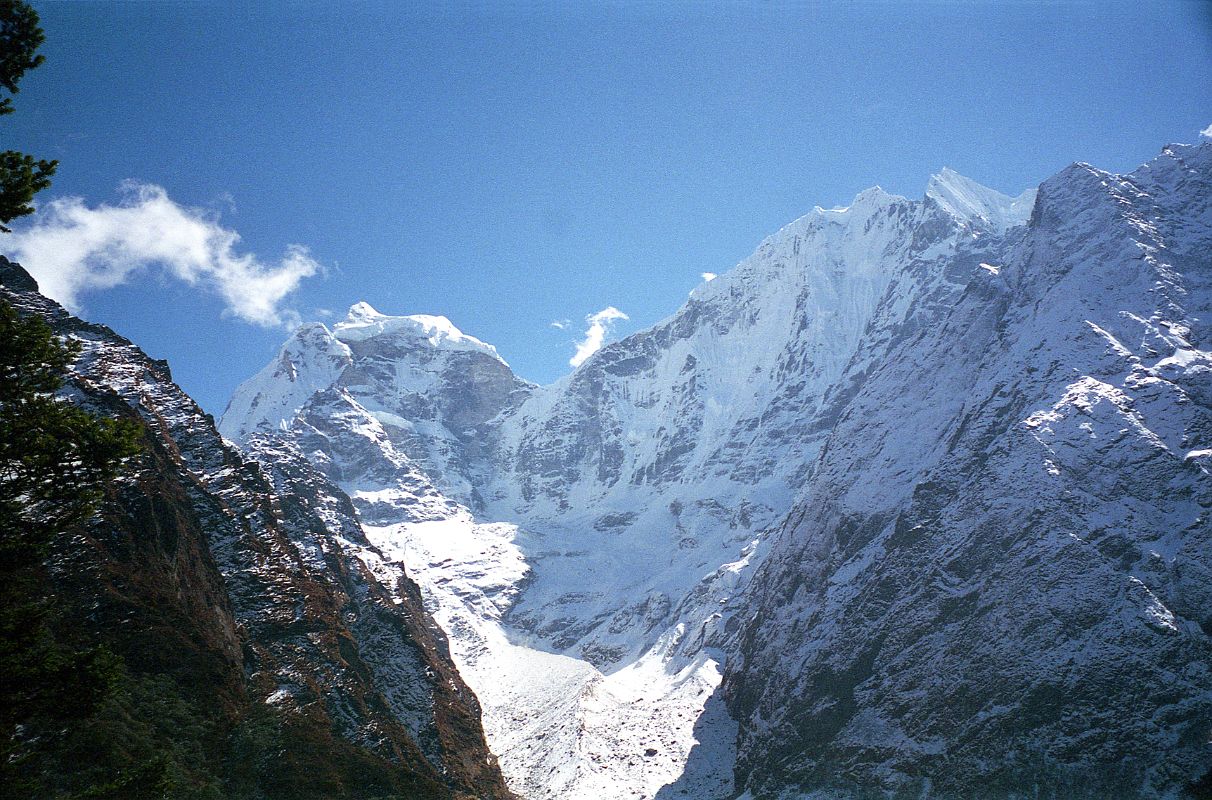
[725,145,1212,798]
[219,143,1212,799]
[0,256,513,800]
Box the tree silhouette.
[0,0,56,232]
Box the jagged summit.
[692,170,1034,309]
[220,302,516,443]
[926,165,1036,233]
[344,300,382,320]
[219,322,352,441]
[810,184,906,217]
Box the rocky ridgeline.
[0,256,513,800]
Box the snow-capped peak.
[333,303,504,361]
[221,302,520,445]
[810,184,906,219]
[926,166,1036,233]
[848,184,902,210]
[345,300,383,319]
[219,322,353,441]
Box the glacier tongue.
[357,511,736,799]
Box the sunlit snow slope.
[222,143,1211,799]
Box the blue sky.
[3,1,1211,414]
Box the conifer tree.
[0,299,142,795]
[0,0,56,232]
[0,301,141,563]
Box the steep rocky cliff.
[0,256,512,800]
[725,145,1212,798]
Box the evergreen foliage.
[0,298,149,798]
[0,0,43,111]
[0,301,142,563]
[0,0,56,231]
[0,149,54,231]
[0,296,443,798]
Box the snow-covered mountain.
[220,143,1211,798]
[725,144,1212,798]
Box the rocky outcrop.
[724,145,1212,797]
[0,256,513,800]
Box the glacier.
[220,143,1212,798]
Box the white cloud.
[1201,123,1212,139]
[3,182,320,327]
[550,318,570,330]
[570,306,628,367]
[701,272,717,282]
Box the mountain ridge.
[0,255,514,799]
[726,141,1212,798]
[218,160,1058,797]
[89,140,1212,799]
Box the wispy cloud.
[570,306,628,367]
[701,272,717,282]
[3,182,320,327]
[550,318,570,330]
[1201,123,1212,139]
